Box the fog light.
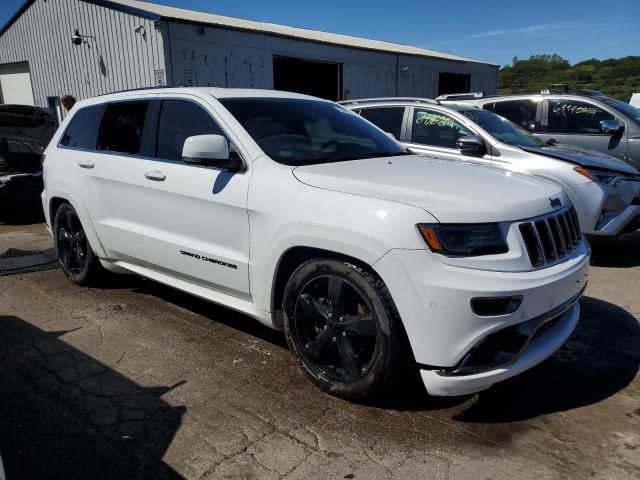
[470,296,522,317]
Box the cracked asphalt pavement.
[0,222,639,479]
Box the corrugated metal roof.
[102,0,493,65]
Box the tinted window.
[411,108,471,148]
[460,109,543,148]
[97,102,149,154]
[155,100,225,161]
[547,99,614,134]
[60,105,104,149]
[359,107,404,139]
[484,100,539,131]
[219,98,407,166]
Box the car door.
[59,100,150,263]
[358,106,407,140]
[404,107,492,165]
[537,97,628,161]
[138,95,251,299]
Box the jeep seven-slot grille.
[519,206,581,268]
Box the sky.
[1,0,638,66]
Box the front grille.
[519,206,581,268]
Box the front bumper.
[373,241,589,396]
[421,295,580,396]
[569,180,640,236]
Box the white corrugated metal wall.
[163,21,498,100]
[0,0,166,106]
[0,0,497,105]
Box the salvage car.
[42,88,589,399]
[441,90,640,170]
[0,105,56,220]
[342,98,640,237]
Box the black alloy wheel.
[57,208,88,275]
[283,259,409,400]
[53,203,103,285]
[293,274,378,382]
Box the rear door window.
[60,105,104,149]
[359,107,405,139]
[547,99,614,134]
[411,108,471,149]
[155,100,225,162]
[97,101,150,154]
[483,100,538,131]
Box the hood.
[293,155,567,223]
[0,105,56,175]
[520,143,639,175]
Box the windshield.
[218,97,409,165]
[601,98,640,124]
[460,109,544,148]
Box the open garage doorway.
[438,72,471,96]
[0,62,35,106]
[273,56,342,101]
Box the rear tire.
[282,259,409,401]
[53,203,104,285]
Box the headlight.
[574,166,621,186]
[417,223,509,256]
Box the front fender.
[251,222,394,314]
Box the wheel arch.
[49,196,69,225]
[46,192,107,258]
[270,246,383,330]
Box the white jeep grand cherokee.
[42,88,589,400]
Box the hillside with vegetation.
[498,54,640,101]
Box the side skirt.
[114,260,274,328]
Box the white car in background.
[42,88,589,399]
[342,98,640,237]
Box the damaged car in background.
[343,98,640,237]
[0,105,57,221]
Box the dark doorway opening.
[438,72,471,96]
[273,56,342,101]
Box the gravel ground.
[0,222,638,480]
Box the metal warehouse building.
[0,0,498,106]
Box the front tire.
[53,203,103,285]
[282,259,409,401]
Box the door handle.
[77,159,94,169]
[144,171,166,181]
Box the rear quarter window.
[59,105,105,149]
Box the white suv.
[42,88,589,400]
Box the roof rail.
[97,85,171,97]
[434,92,484,101]
[338,97,439,106]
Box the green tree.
[497,54,640,101]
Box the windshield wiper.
[338,151,413,161]
[294,150,411,165]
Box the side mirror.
[456,135,486,156]
[600,119,624,135]
[181,134,242,172]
